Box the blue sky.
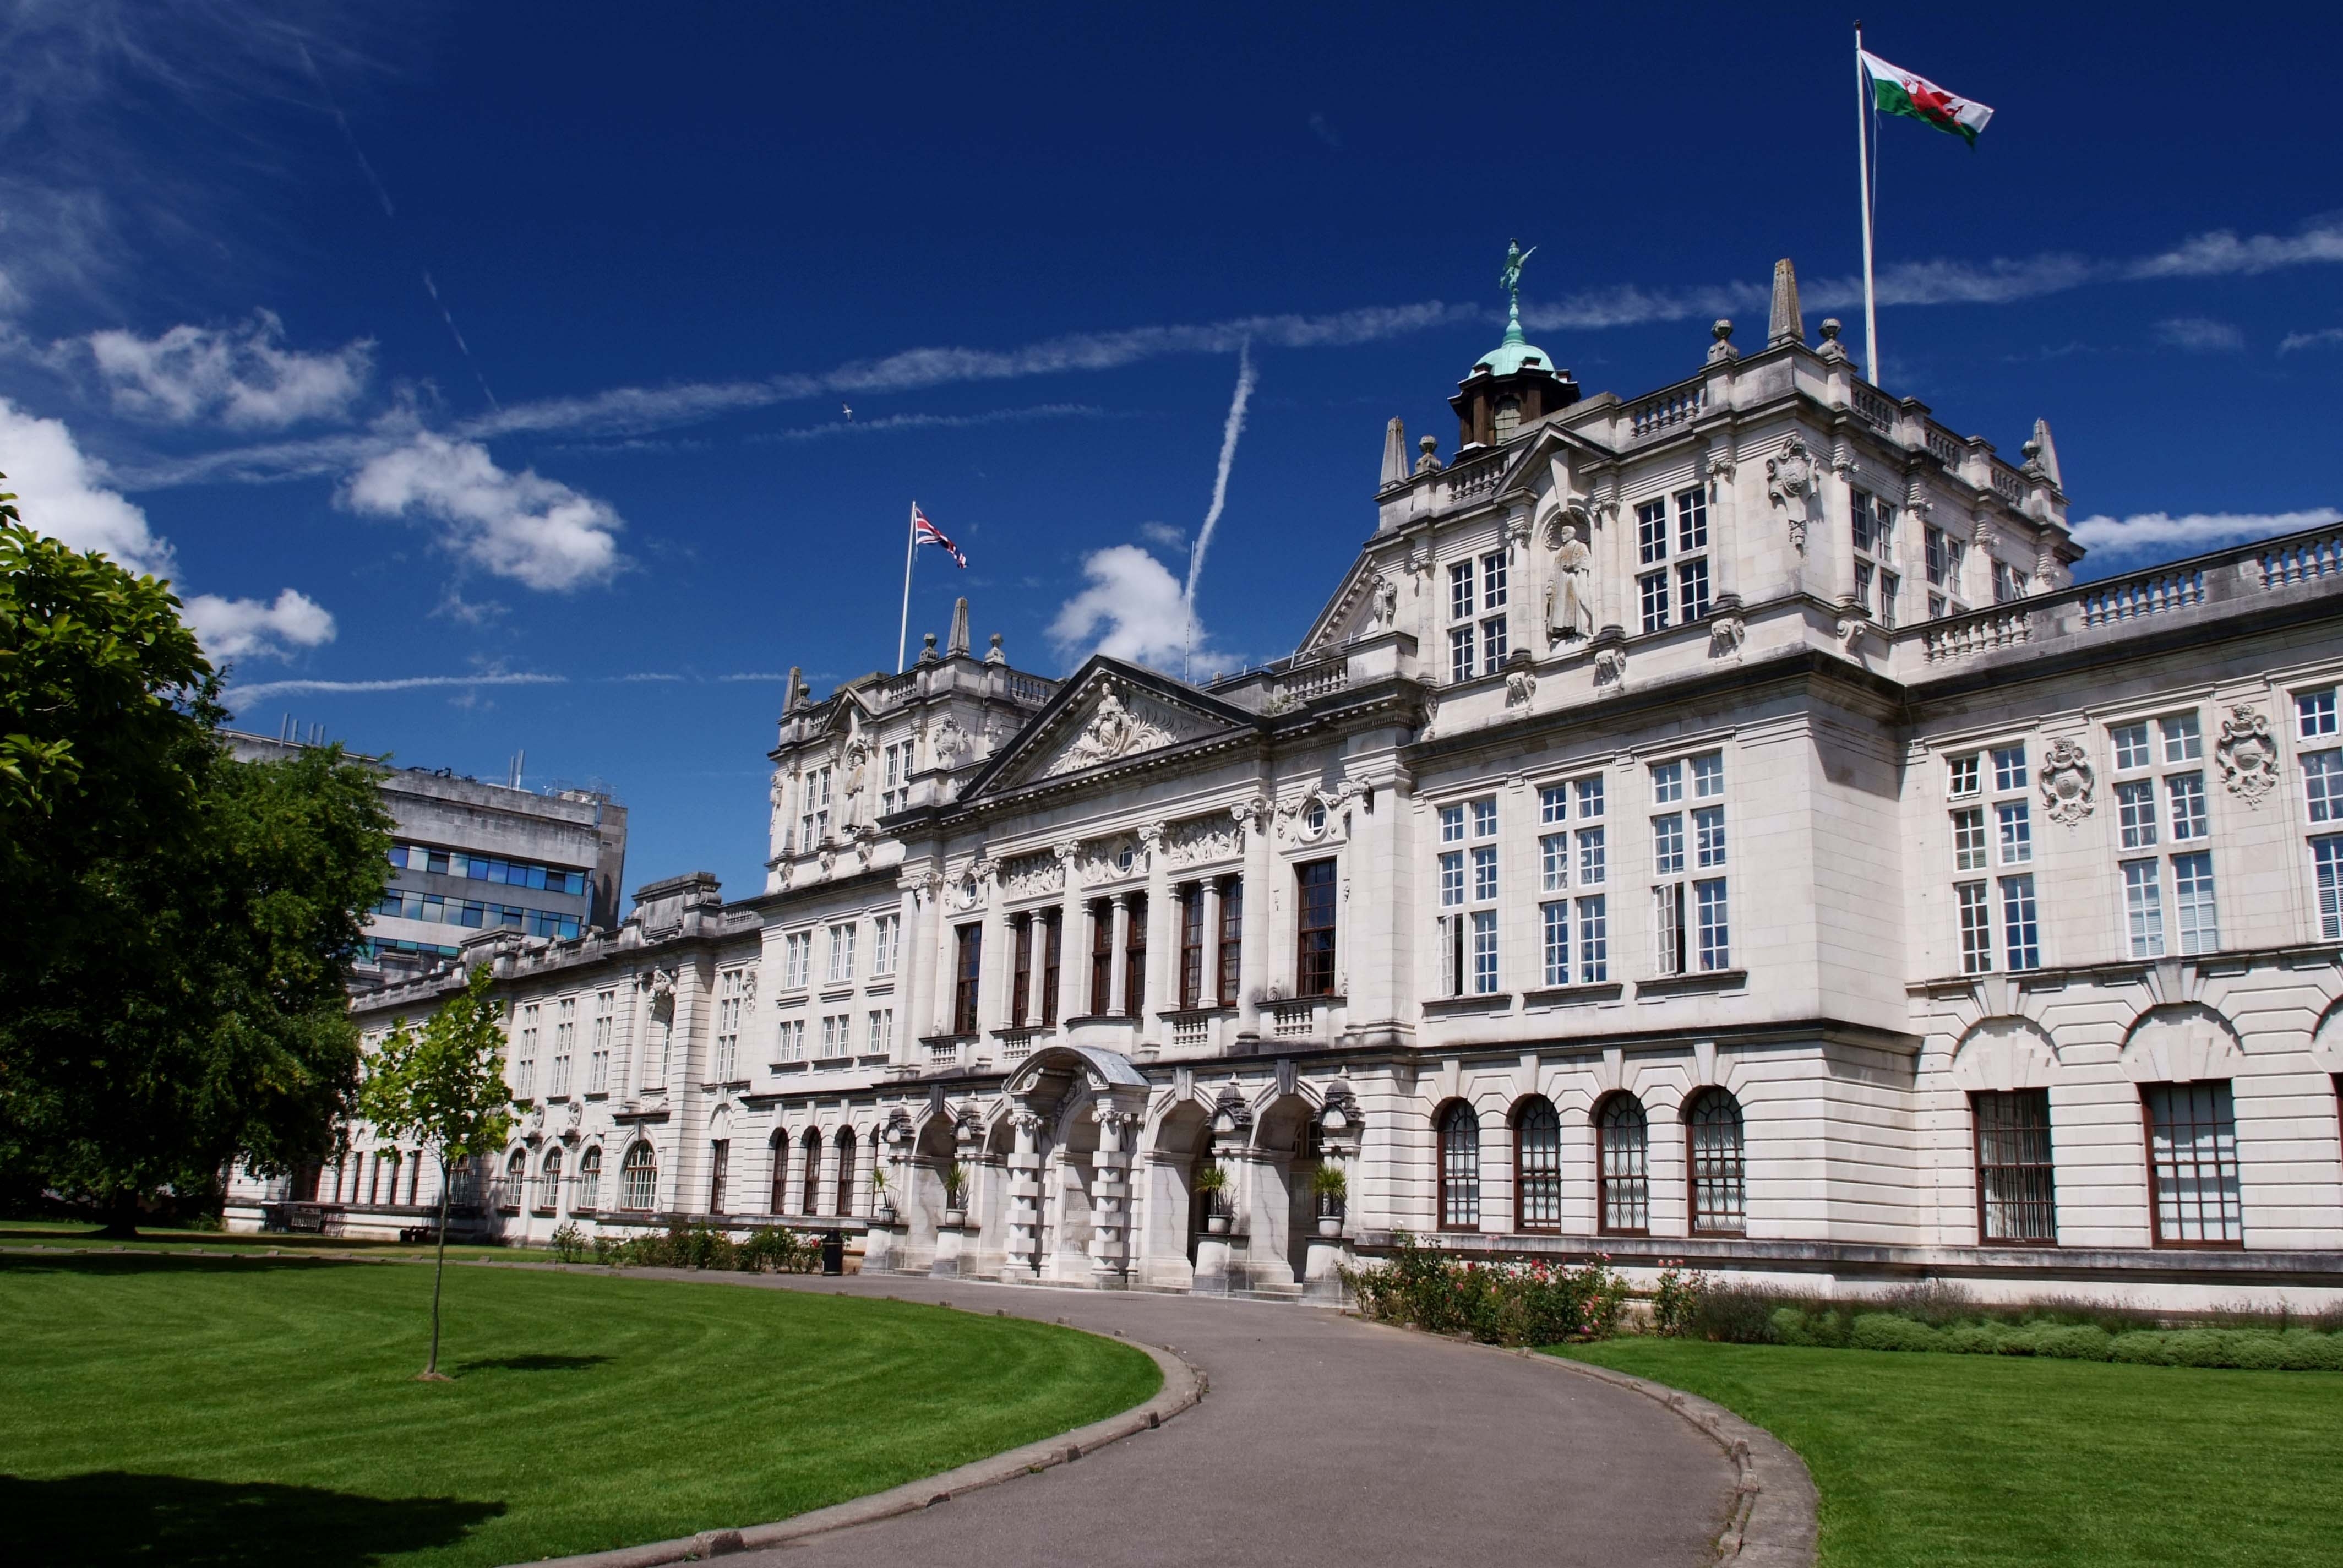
[4,2,2339,902]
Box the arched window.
[1513,1098,1561,1233]
[503,1148,527,1212]
[800,1128,823,1215]
[538,1146,563,1213]
[835,1126,858,1216]
[769,1132,792,1215]
[577,1146,602,1211]
[619,1143,656,1211]
[1437,1102,1480,1231]
[1685,1087,1746,1234]
[1596,1095,1649,1234]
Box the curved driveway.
[709,1272,1736,1568]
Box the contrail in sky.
[1183,340,1255,678]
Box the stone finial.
[1380,417,1409,488]
[1414,433,1444,476]
[1817,318,1846,363]
[947,597,971,657]
[783,665,804,713]
[985,632,1006,666]
[919,632,939,665]
[1768,259,1805,347]
[2023,418,2064,490]
[1708,319,1738,364]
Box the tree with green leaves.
[359,965,515,1379]
[1,486,393,1230]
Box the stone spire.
[1768,258,1805,347]
[947,596,971,657]
[1380,417,1409,488]
[783,665,804,713]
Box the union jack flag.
[913,505,966,569]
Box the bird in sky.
[841,403,853,421]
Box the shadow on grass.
[453,1353,613,1373]
[0,1253,364,1277]
[3,1471,504,1567]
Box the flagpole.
[1855,22,1881,388]
[896,500,917,673]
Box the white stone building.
[229,262,2343,1310]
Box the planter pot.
[1316,1215,1343,1238]
[943,1208,967,1227]
[1206,1214,1232,1235]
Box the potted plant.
[870,1166,895,1222]
[1192,1163,1232,1234]
[1311,1163,1347,1237]
[942,1162,969,1227]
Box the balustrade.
[2079,569,2203,628]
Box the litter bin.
[821,1229,845,1275]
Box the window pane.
[1958,882,1992,973]
[1999,875,2040,970]
[1997,801,2033,864]
[1598,1096,1649,1232]
[1541,901,1570,987]
[2146,1082,2242,1244]
[2116,779,2158,848]
[1652,812,1684,875]
[1675,486,1708,553]
[1439,1103,1480,1229]
[1975,1090,2056,1243]
[1540,834,1568,892]
[2111,722,2149,771]
[2173,851,2219,954]
[1578,896,1608,983]
[1637,499,1668,564]
[2123,859,2166,958]
[2167,772,2209,841]
[2303,750,2343,824]
[2316,836,2343,941]
[2161,713,2203,763]
[1695,878,1730,970]
[1952,807,1987,869]
[1577,825,1606,885]
[1686,1088,1745,1234]
[1993,745,2028,793]
[1515,1101,1562,1231]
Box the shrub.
[1341,1233,1627,1346]
[1851,1313,1943,1353]
[1652,1264,1711,1337]
[548,1222,591,1264]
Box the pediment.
[969,662,1252,796]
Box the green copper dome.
[1474,297,1557,378]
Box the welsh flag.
[1861,51,1993,146]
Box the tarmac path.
[688,1270,1740,1568]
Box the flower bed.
[1340,1232,1627,1346]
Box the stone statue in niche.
[1366,573,1399,633]
[1545,521,1594,644]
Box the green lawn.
[1,1218,549,1263]
[2,1254,1160,1568]
[1557,1340,2343,1568]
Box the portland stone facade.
[228,262,2343,1311]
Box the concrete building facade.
[228,264,2343,1310]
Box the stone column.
[893,878,927,1065]
[1005,1107,1044,1278]
[1088,1100,1142,1285]
[1055,841,1086,1023]
[1505,508,1532,657]
[1107,894,1131,1016]
[1200,879,1224,1007]
[1235,797,1272,1037]
[1140,822,1172,1041]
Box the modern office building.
[227,261,2343,1313]
[222,728,629,989]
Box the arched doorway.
[996,1044,1149,1284]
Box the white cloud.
[1049,544,1232,675]
[2153,317,2244,353]
[77,309,373,429]
[2280,327,2343,355]
[2128,215,2343,279]
[181,587,335,662]
[748,402,1112,444]
[221,671,567,707]
[339,431,626,590]
[0,395,173,573]
[2072,508,2341,556]
[1138,521,1186,549]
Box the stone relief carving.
[1708,613,1746,660]
[1366,572,1399,633]
[1544,519,1594,644]
[1593,644,1627,688]
[1078,834,1142,884]
[1166,814,1241,868]
[998,850,1062,899]
[1042,679,1191,778]
[1766,434,1817,552]
[1505,667,1536,707]
[2217,704,2280,804]
[1230,796,1271,834]
[2039,737,2096,825]
[930,715,966,769]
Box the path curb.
[508,1336,1202,1568]
[1350,1320,1817,1568]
